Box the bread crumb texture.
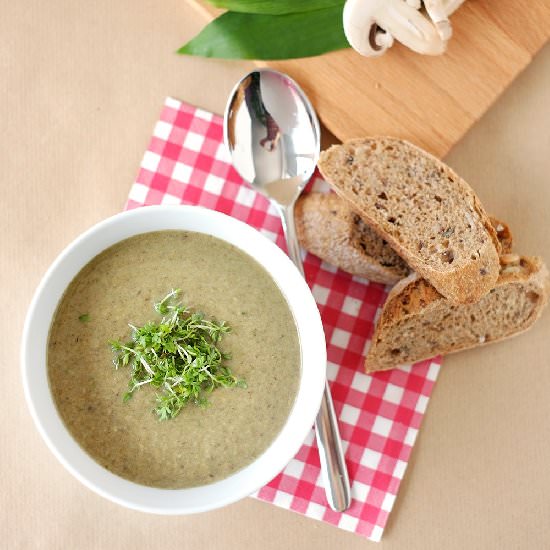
[295,192,409,284]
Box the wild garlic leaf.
[178,7,348,60]
[206,0,344,15]
[110,289,245,420]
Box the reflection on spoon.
[242,73,281,152]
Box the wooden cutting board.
[190,1,550,157]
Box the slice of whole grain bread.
[365,256,549,372]
[318,137,501,304]
[295,192,512,285]
[295,192,410,285]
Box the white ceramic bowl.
[21,205,326,514]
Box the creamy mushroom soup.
[47,231,301,488]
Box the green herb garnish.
[78,313,90,323]
[109,289,246,420]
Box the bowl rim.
[21,204,327,514]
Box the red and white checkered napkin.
[127,97,441,542]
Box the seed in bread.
[295,192,410,285]
[318,137,501,304]
[490,217,512,254]
[365,256,549,372]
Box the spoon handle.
[278,202,306,278]
[278,203,351,512]
[315,382,352,512]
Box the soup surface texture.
[48,231,301,488]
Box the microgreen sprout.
[109,289,246,420]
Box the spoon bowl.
[225,69,320,206]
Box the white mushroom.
[424,0,453,40]
[343,0,395,57]
[424,0,465,40]
[441,0,466,16]
[343,0,465,57]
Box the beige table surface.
[2,1,550,548]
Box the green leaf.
[78,313,90,323]
[178,7,348,60]
[206,0,344,15]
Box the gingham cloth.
[126,97,441,542]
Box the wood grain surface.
[191,0,550,156]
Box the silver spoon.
[224,68,351,512]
